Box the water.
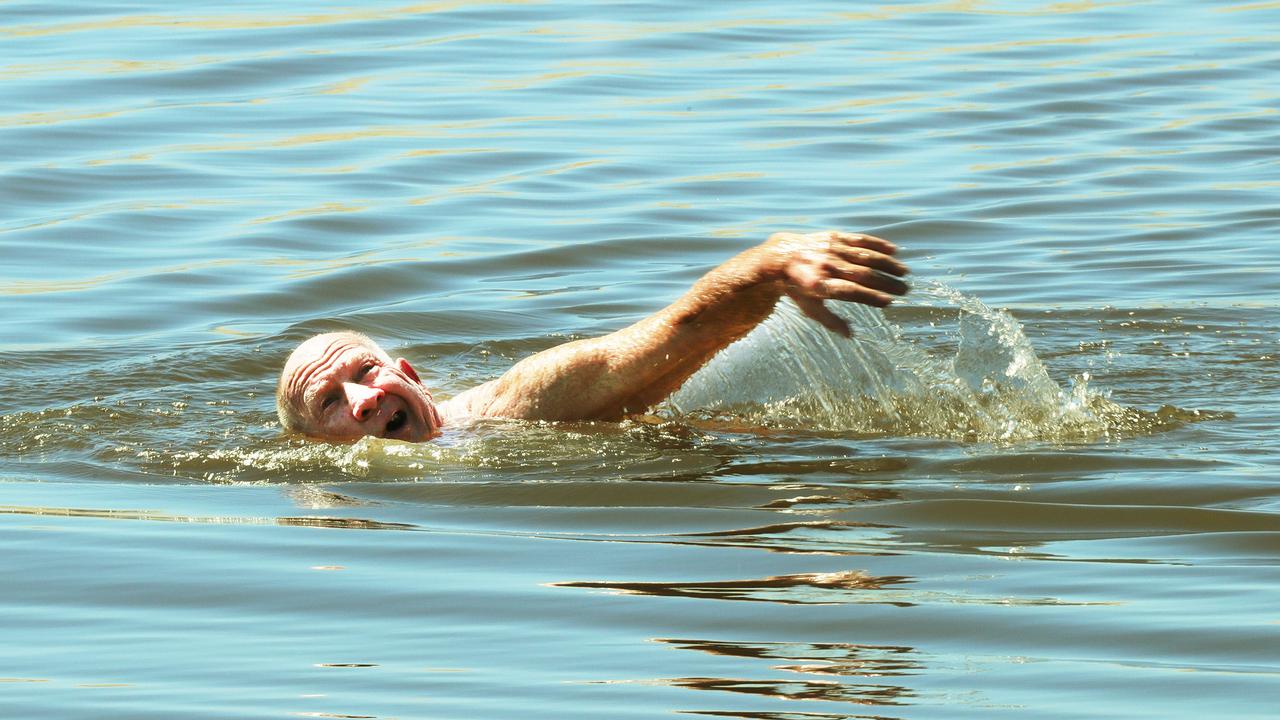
[3,1,1280,717]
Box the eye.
[357,362,376,380]
[321,392,338,409]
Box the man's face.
[280,333,442,442]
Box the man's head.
[276,331,443,442]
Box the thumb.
[789,293,851,338]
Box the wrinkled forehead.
[288,331,379,364]
[282,332,388,399]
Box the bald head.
[276,332,441,442]
[276,332,380,432]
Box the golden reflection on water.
[1,107,129,128]
[1218,1,1280,12]
[528,0,1125,47]
[277,235,457,281]
[967,146,1183,173]
[1161,106,1279,131]
[796,92,934,116]
[620,84,783,108]
[0,58,188,79]
[317,76,373,95]
[0,231,468,296]
[2,198,233,233]
[0,1,537,39]
[2,99,264,131]
[209,325,266,338]
[68,125,400,163]
[283,164,364,174]
[0,257,279,296]
[249,201,371,226]
[65,118,570,164]
[528,17,813,43]
[483,67,622,92]
[895,30,1166,61]
[605,171,767,192]
[407,158,610,206]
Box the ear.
[396,357,422,384]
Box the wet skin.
[280,230,909,442]
[282,334,443,442]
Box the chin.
[409,403,442,442]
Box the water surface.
[3,1,1279,718]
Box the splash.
[148,421,718,484]
[668,282,1159,443]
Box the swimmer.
[276,230,909,442]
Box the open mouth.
[384,409,408,437]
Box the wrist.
[750,235,791,286]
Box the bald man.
[276,230,909,442]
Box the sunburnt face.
[280,333,442,442]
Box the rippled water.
[3,1,1280,718]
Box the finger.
[827,231,898,256]
[830,245,909,277]
[789,293,851,338]
[812,278,897,307]
[828,261,910,295]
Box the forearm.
[659,243,782,333]
[609,246,785,411]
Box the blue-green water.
[3,1,1279,718]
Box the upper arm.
[445,337,629,422]
[455,302,771,422]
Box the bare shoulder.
[437,381,499,426]
[445,338,621,422]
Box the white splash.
[668,282,1131,442]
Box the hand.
[766,230,909,337]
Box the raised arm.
[440,230,908,423]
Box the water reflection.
[671,676,910,705]
[3,1,515,39]
[662,638,921,677]
[657,637,922,718]
[719,458,910,478]
[669,521,901,557]
[756,492,899,510]
[680,707,901,712]
[556,570,913,606]
[0,504,418,531]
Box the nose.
[344,382,384,422]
